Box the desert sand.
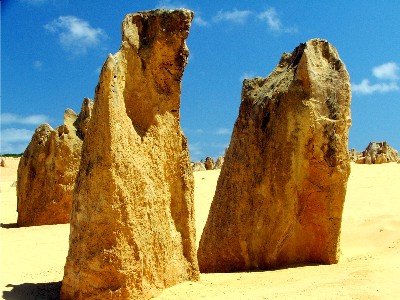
[1,158,399,299]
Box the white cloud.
[258,8,297,33]
[353,62,400,95]
[1,128,34,145]
[215,128,232,135]
[372,62,399,80]
[1,128,33,143]
[44,16,106,55]
[352,79,399,95]
[213,9,253,24]
[1,113,50,125]
[0,128,34,154]
[0,142,29,154]
[194,15,209,27]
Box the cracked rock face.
[17,98,93,227]
[61,9,198,300]
[198,39,352,272]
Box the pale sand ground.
[1,158,399,299]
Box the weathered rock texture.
[198,39,352,272]
[61,9,198,300]
[16,98,93,227]
[355,141,399,164]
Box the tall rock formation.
[61,9,198,300]
[204,157,215,170]
[17,98,93,227]
[198,39,352,272]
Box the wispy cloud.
[352,79,399,95]
[215,128,232,135]
[0,128,34,154]
[195,128,204,134]
[194,15,209,27]
[240,71,256,82]
[1,113,51,125]
[44,16,106,55]
[0,128,34,143]
[372,62,399,81]
[352,62,400,95]
[33,60,43,70]
[213,9,253,24]
[155,0,187,9]
[95,66,102,75]
[258,8,297,33]
[209,7,296,33]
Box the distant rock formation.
[16,98,93,227]
[198,39,352,272]
[355,141,399,164]
[204,157,215,170]
[349,148,361,162]
[0,157,5,167]
[192,156,224,171]
[192,161,206,172]
[214,156,224,169]
[61,9,198,300]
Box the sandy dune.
[1,158,399,299]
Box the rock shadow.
[0,223,18,229]
[3,281,61,300]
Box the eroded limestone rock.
[198,39,352,272]
[204,157,215,170]
[61,9,198,299]
[356,141,399,164]
[214,156,224,169]
[192,161,206,172]
[16,98,93,227]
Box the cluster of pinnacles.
[17,9,351,300]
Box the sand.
[1,158,399,299]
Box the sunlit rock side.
[198,39,352,272]
[17,98,93,227]
[61,9,198,300]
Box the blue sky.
[1,0,399,161]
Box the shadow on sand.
[0,223,18,229]
[3,281,61,300]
